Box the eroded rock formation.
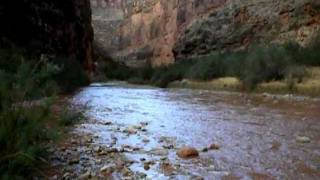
[92,0,320,67]
[0,0,94,72]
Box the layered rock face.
[174,0,320,60]
[92,0,320,67]
[0,0,94,72]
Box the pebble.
[296,136,311,143]
[103,121,112,125]
[144,163,151,170]
[63,172,71,179]
[78,170,91,180]
[100,164,114,174]
[124,126,138,134]
[142,138,150,143]
[177,147,199,158]
[149,148,169,156]
[209,144,220,150]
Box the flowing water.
[68,82,320,179]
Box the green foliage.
[0,102,53,178]
[59,106,84,126]
[186,54,222,80]
[0,50,58,178]
[0,47,87,178]
[239,45,292,90]
[103,59,134,80]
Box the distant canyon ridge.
[91,0,320,67]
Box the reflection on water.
[72,82,320,179]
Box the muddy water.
[71,82,320,180]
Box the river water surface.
[67,82,320,180]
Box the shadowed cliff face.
[92,0,320,67]
[0,0,94,72]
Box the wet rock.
[124,126,138,134]
[94,146,102,153]
[78,170,91,180]
[108,148,119,153]
[100,164,114,175]
[121,167,133,177]
[103,121,112,125]
[135,172,147,179]
[144,163,151,170]
[63,172,71,179]
[142,138,150,143]
[68,158,79,165]
[133,125,143,130]
[271,141,281,151]
[160,157,168,161]
[177,147,199,158]
[140,122,149,126]
[202,147,209,152]
[296,136,311,143]
[209,144,220,150]
[51,175,58,180]
[119,147,125,153]
[190,175,204,180]
[149,148,169,156]
[163,144,175,149]
[160,161,175,176]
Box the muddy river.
[50,82,320,180]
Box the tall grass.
[0,48,88,178]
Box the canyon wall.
[92,0,320,67]
[0,0,94,72]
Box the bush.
[0,51,58,178]
[0,47,87,178]
[0,101,53,178]
[186,54,227,80]
[103,59,133,80]
[239,45,292,90]
[285,65,308,91]
[59,106,85,126]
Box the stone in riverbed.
[177,147,199,158]
[103,121,112,125]
[124,126,138,134]
[149,148,169,156]
[144,163,151,170]
[296,136,311,143]
[100,164,114,175]
[209,144,220,150]
[78,170,91,180]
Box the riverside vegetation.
[0,47,88,179]
[101,39,320,95]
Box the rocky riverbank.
[44,83,320,179]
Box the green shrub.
[186,54,227,80]
[0,47,87,178]
[239,45,292,90]
[59,106,85,126]
[103,59,133,80]
[0,52,58,178]
[285,65,308,91]
[0,102,53,178]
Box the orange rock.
[177,147,199,158]
[209,144,220,150]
